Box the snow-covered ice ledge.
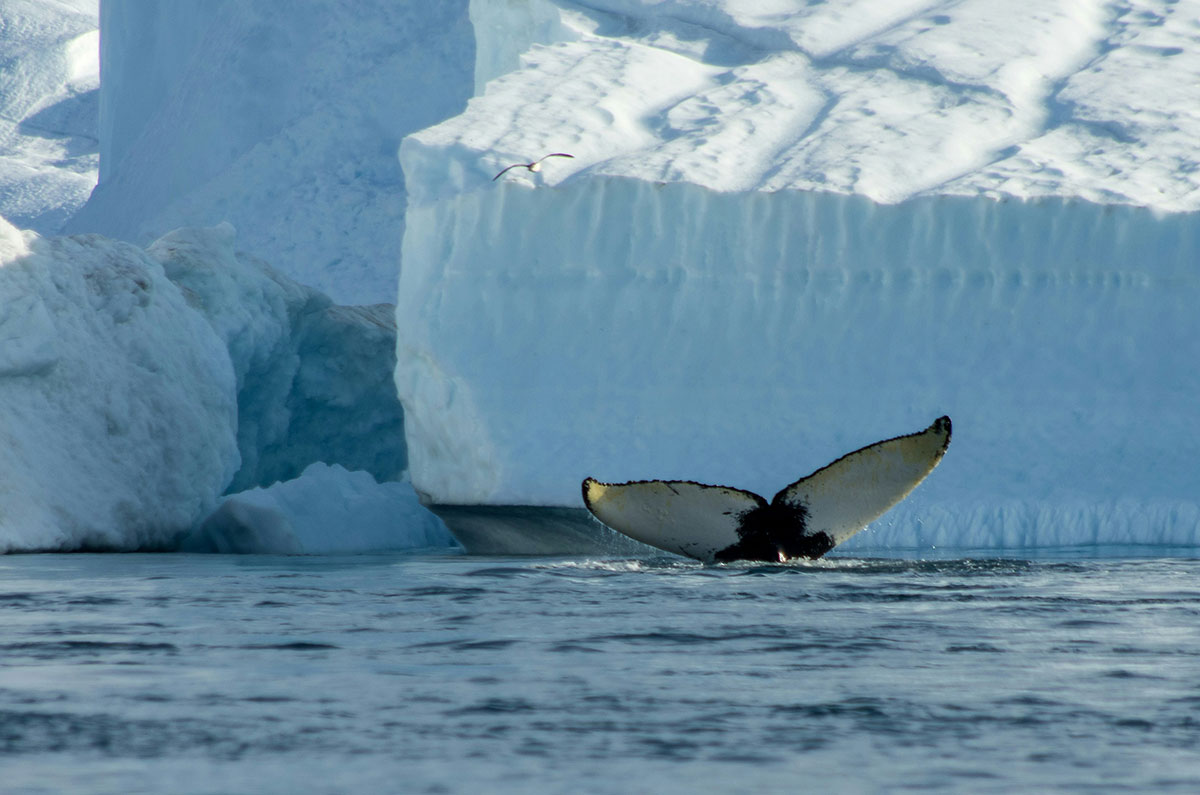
[396,0,1200,551]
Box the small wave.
[408,638,518,652]
[241,695,296,703]
[1102,669,1163,680]
[0,592,48,606]
[945,643,1007,653]
[64,596,126,606]
[401,585,488,601]
[462,566,534,578]
[533,557,699,574]
[239,642,339,651]
[771,699,892,719]
[548,642,603,653]
[445,698,537,716]
[1,640,177,656]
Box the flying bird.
[493,153,575,181]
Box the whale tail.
[582,416,952,563]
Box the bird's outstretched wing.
[494,153,575,181]
[492,163,526,181]
[582,478,765,561]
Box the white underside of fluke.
[582,416,952,563]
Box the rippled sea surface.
[3,550,1200,793]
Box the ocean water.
[3,550,1200,793]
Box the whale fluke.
[582,416,952,563]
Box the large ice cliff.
[398,0,1200,550]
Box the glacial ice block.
[149,225,408,493]
[64,0,474,304]
[0,216,239,552]
[395,0,1200,550]
[0,216,417,552]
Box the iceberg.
[63,0,475,304]
[5,0,1199,555]
[0,215,238,552]
[0,217,424,553]
[0,0,454,554]
[396,0,1200,551]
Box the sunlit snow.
[416,0,1200,208]
[0,0,99,234]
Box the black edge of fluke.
[580,477,596,513]
[771,414,952,504]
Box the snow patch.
[0,0,99,234]
[417,0,1200,209]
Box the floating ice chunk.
[185,463,457,554]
